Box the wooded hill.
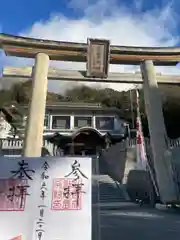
[0,80,180,138]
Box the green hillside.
[0,80,180,138]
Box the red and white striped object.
[135,89,148,169]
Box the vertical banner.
[0,157,92,240]
[135,90,159,196]
[135,89,148,170]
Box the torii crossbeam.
[0,33,180,65]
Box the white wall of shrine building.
[41,102,127,138]
[0,102,128,139]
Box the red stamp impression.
[0,179,28,211]
[51,178,84,210]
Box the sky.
[1,0,180,93]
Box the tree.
[0,80,60,106]
[10,82,30,104]
[1,80,180,138]
[64,85,180,138]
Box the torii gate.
[0,33,180,203]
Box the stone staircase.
[99,181,128,203]
[92,173,129,204]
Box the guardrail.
[127,138,180,148]
[0,138,54,155]
[1,137,180,150]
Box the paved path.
[93,203,180,240]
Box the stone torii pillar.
[23,53,49,157]
[141,60,177,203]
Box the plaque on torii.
[86,38,110,78]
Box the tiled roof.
[21,102,121,112]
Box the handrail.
[1,138,180,149]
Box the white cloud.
[1,0,180,93]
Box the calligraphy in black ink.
[38,204,47,218]
[37,219,45,228]
[36,219,45,240]
[36,229,45,240]
[35,160,50,237]
[42,161,49,171]
[63,182,85,207]
[38,204,47,208]
[10,160,35,180]
[16,184,30,208]
[63,186,71,199]
[41,171,49,180]
[65,160,88,180]
[6,186,16,202]
[72,182,85,206]
[40,182,47,200]
[7,183,30,208]
[39,208,44,218]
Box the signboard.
[0,157,92,240]
[86,38,110,78]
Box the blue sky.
[0,0,70,34]
[0,0,179,36]
[1,0,180,93]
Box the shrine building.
[0,102,129,156]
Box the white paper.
[0,157,92,240]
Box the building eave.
[20,103,122,114]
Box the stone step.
[92,174,129,204]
